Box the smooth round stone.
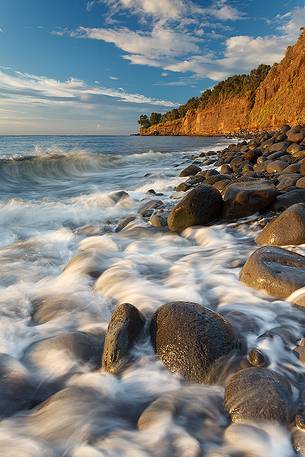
[150,301,237,383]
[167,185,223,233]
[256,203,305,246]
[223,180,277,220]
[266,160,287,174]
[102,303,145,374]
[287,131,305,143]
[240,246,305,299]
[179,164,201,177]
[224,367,294,424]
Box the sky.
[0,0,305,135]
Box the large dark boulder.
[256,203,305,246]
[150,301,237,383]
[179,164,201,177]
[167,185,223,233]
[271,189,305,211]
[224,367,294,425]
[223,180,277,220]
[240,246,305,299]
[102,303,145,374]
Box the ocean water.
[0,135,303,457]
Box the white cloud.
[103,0,244,23]
[0,69,177,107]
[109,76,119,80]
[75,25,200,60]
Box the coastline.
[2,131,305,454]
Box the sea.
[0,134,303,457]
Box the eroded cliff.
[141,31,305,136]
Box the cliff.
[141,94,251,136]
[141,30,305,136]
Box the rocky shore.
[4,130,305,455]
[98,123,305,453]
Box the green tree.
[149,112,162,125]
[138,115,151,129]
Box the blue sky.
[0,0,305,134]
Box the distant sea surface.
[0,134,300,456]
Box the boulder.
[179,164,201,177]
[266,160,287,174]
[271,189,305,211]
[150,301,237,383]
[287,131,305,143]
[102,303,145,374]
[167,185,223,233]
[224,368,294,425]
[240,246,305,299]
[268,142,289,153]
[220,164,233,174]
[256,203,305,246]
[223,180,277,220]
[287,143,305,155]
[276,174,300,191]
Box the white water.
[0,135,302,457]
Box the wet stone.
[150,301,237,383]
[168,185,223,233]
[102,303,145,374]
[224,367,294,425]
[256,203,305,246]
[179,164,201,177]
[240,246,305,299]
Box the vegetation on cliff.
[138,64,271,129]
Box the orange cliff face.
[249,31,305,130]
[141,30,305,136]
